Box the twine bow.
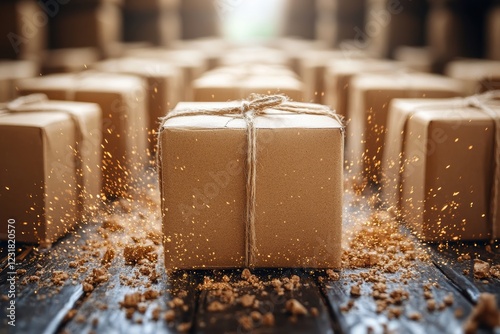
[161,94,343,267]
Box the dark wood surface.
[1,186,499,334]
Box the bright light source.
[216,0,286,42]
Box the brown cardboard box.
[487,6,500,60]
[49,3,122,58]
[124,48,208,101]
[41,48,100,75]
[93,58,182,152]
[0,0,47,60]
[123,9,180,46]
[445,59,500,95]
[159,100,343,269]
[298,50,366,104]
[7,96,103,220]
[382,97,500,241]
[124,0,178,11]
[17,73,148,197]
[0,112,79,244]
[172,38,233,70]
[272,37,326,74]
[193,65,303,102]
[219,47,291,68]
[347,73,465,182]
[324,59,405,119]
[0,60,38,102]
[393,46,433,73]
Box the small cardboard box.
[159,100,344,269]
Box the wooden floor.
[1,183,499,334]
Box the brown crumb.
[490,265,500,279]
[427,299,436,312]
[262,313,275,326]
[443,293,454,306]
[102,217,124,232]
[408,312,422,321]
[176,322,191,333]
[239,294,255,308]
[326,269,340,281]
[82,282,94,293]
[151,307,161,321]
[463,293,500,334]
[250,311,262,321]
[286,299,308,316]
[125,308,135,319]
[101,248,115,265]
[311,307,319,317]
[474,259,491,279]
[350,285,361,297]
[121,292,143,309]
[164,310,175,322]
[52,271,69,286]
[207,301,226,312]
[124,245,157,264]
[16,269,27,276]
[238,315,253,331]
[241,268,251,280]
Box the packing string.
[160,94,344,267]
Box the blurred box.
[220,47,290,68]
[347,72,465,182]
[298,49,366,104]
[41,48,100,75]
[193,65,303,102]
[0,60,38,102]
[445,59,500,95]
[272,37,327,74]
[49,2,122,58]
[180,0,219,39]
[324,59,405,119]
[382,97,500,241]
[124,0,178,11]
[487,6,500,60]
[94,57,182,153]
[123,9,180,46]
[18,73,148,198]
[124,48,209,101]
[0,0,47,60]
[172,38,234,70]
[0,96,102,244]
[394,46,433,73]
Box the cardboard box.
[7,95,103,221]
[298,50,366,104]
[41,48,100,75]
[393,46,433,73]
[124,48,208,101]
[93,58,182,152]
[49,2,122,58]
[159,100,343,269]
[123,9,180,46]
[487,6,500,60]
[0,60,38,102]
[17,73,148,198]
[193,65,303,102]
[382,97,500,241]
[172,38,234,70]
[124,0,178,11]
[272,37,327,75]
[445,59,500,95]
[0,111,79,244]
[324,59,405,119]
[347,73,465,182]
[220,47,291,68]
[0,0,47,60]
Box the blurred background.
[0,0,498,79]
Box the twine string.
[160,94,343,267]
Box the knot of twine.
[161,94,343,267]
[1,94,86,214]
[466,91,500,239]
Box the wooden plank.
[195,269,334,334]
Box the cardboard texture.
[41,48,100,75]
[49,3,122,58]
[324,59,405,119]
[347,73,465,182]
[0,112,79,244]
[445,59,500,95]
[193,66,303,102]
[0,60,38,102]
[0,0,47,60]
[124,48,208,101]
[94,58,181,152]
[381,97,500,241]
[298,50,366,104]
[159,101,344,269]
[17,73,148,197]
